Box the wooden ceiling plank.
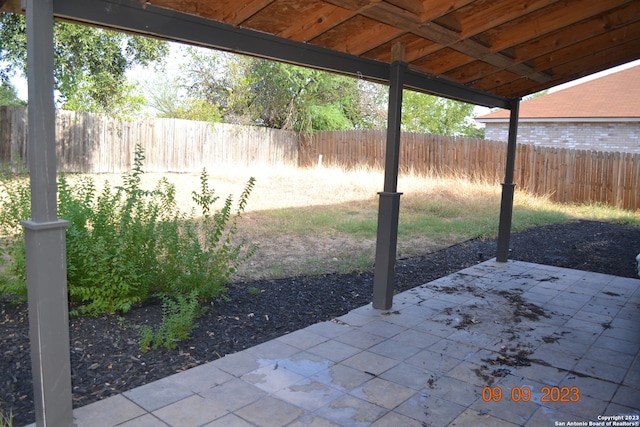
[406,25,530,80]
[452,0,557,39]
[232,0,277,25]
[405,34,549,83]
[140,0,274,25]
[310,1,443,56]
[469,69,522,92]
[447,59,548,92]
[281,7,353,42]
[491,77,541,98]
[361,1,422,27]
[433,38,551,83]
[511,2,640,64]
[440,3,639,86]
[321,0,382,11]
[363,34,441,62]
[485,0,632,53]
[418,14,640,95]
[326,0,547,83]
[310,15,403,55]
[411,47,473,74]
[279,3,354,41]
[418,0,476,22]
[242,1,312,36]
[308,1,420,60]
[506,63,553,83]
[492,38,640,97]
[54,0,640,99]
[533,24,640,72]
[443,60,502,84]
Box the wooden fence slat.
[1,106,638,210]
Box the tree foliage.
[144,72,222,123]
[177,49,484,136]
[401,90,483,137]
[182,49,377,133]
[0,80,25,106]
[0,12,168,114]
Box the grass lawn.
[80,165,639,280]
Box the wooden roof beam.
[411,26,552,82]
[386,0,425,15]
[354,2,551,82]
[416,0,476,22]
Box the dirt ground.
[1,219,639,426]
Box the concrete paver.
[25,260,640,427]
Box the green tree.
[401,90,483,137]
[0,12,168,114]
[0,80,26,106]
[183,48,377,133]
[144,72,222,122]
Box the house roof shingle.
[476,64,640,121]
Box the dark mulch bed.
[2,220,639,426]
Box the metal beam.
[23,0,73,425]
[496,98,521,262]
[404,69,512,109]
[51,0,511,109]
[372,61,406,310]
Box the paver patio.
[25,259,640,427]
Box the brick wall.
[484,121,640,153]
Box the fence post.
[496,98,520,262]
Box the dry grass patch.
[55,165,640,281]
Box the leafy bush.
[139,291,205,351]
[0,168,30,299]
[0,146,255,347]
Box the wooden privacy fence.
[1,107,638,210]
[302,130,640,211]
[0,106,298,173]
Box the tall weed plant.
[0,146,256,324]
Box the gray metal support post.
[372,61,406,309]
[23,0,73,425]
[496,98,520,262]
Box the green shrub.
[0,146,255,345]
[0,169,29,299]
[139,291,205,351]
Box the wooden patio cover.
[1,1,639,425]
[4,0,636,99]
